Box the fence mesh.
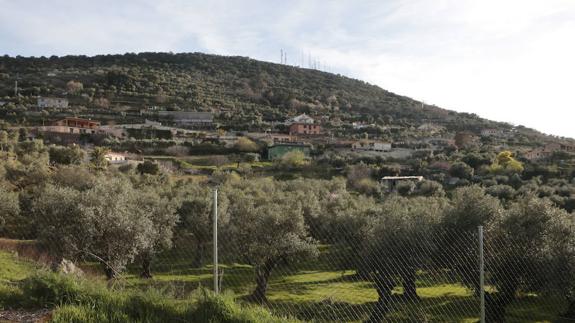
[2,183,574,323]
[145,194,572,323]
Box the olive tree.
[359,196,448,320]
[49,146,85,165]
[0,183,20,236]
[90,147,109,170]
[137,187,179,278]
[176,183,228,267]
[34,178,171,279]
[222,178,318,303]
[484,195,575,321]
[438,185,502,293]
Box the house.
[51,118,100,134]
[286,114,315,125]
[524,142,575,161]
[38,118,100,135]
[523,148,551,161]
[289,123,321,135]
[381,176,424,192]
[267,143,311,160]
[105,152,128,164]
[157,111,213,128]
[35,118,101,144]
[352,140,392,152]
[37,97,69,109]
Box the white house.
[105,152,128,164]
[286,114,315,125]
[352,140,392,152]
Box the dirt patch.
[0,309,52,323]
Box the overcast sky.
[1,0,574,137]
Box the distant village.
[14,96,575,168]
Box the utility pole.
[280,49,283,64]
[14,73,19,97]
[479,226,485,323]
[213,189,219,294]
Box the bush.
[353,178,381,196]
[20,272,83,307]
[137,160,160,175]
[416,180,445,197]
[234,137,259,153]
[486,184,516,201]
[396,181,415,196]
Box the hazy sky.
[1,0,574,137]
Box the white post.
[479,226,485,323]
[213,189,219,294]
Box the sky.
[1,0,574,137]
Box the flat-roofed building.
[157,111,213,128]
[37,97,69,109]
[352,140,392,152]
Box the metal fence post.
[479,225,485,323]
[213,189,219,294]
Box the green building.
[267,143,311,160]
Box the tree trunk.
[485,279,518,323]
[140,253,153,279]
[368,274,395,322]
[401,268,419,301]
[193,243,205,268]
[104,265,116,280]
[250,260,275,304]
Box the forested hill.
[0,52,511,133]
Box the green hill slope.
[0,52,503,133]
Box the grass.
[120,244,566,323]
[0,251,37,283]
[0,250,297,322]
[0,245,568,322]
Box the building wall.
[352,141,391,152]
[38,97,69,108]
[39,125,97,135]
[289,123,321,135]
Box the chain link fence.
[3,182,575,322]
[139,189,573,322]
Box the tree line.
[1,138,575,321]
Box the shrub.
[416,180,445,197]
[486,184,516,201]
[19,272,83,308]
[396,181,415,196]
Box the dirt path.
[0,309,51,323]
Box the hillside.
[0,52,507,132]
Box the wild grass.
[0,246,567,322]
[0,250,297,322]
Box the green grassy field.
[120,246,565,323]
[0,246,567,322]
